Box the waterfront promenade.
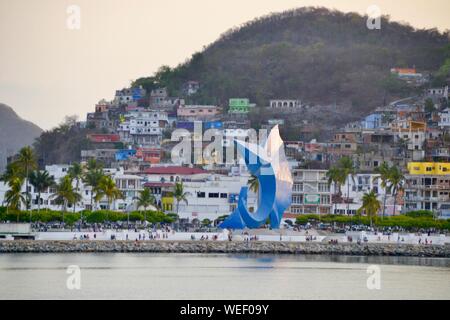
[29,228,449,246]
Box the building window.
[321,195,330,204]
[197,192,205,198]
[220,193,227,198]
[208,193,219,198]
[318,183,329,192]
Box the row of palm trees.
[326,156,357,214]
[2,147,39,222]
[1,147,194,222]
[0,147,125,219]
[374,162,405,217]
[326,157,405,225]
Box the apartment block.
[404,162,450,218]
[288,169,332,215]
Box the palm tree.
[174,182,188,215]
[86,158,102,171]
[52,176,81,223]
[247,175,259,193]
[95,176,123,211]
[68,162,84,213]
[83,167,104,210]
[16,146,37,211]
[137,188,156,222]
[358,191,381,227]
[338,156,356,215]
[0,161,23,184]
[387,166,404,215]
[29,170,55,212]
[247,174,260,208]
[326,166,345,214]
[374,162,390,217]
[202,218,212,227]
[5,177,26,221]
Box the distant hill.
[0,103,42,172]
[133,7,450,138]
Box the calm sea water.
[0,253,449,300]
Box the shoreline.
[0,240,449,257]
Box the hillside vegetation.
[134,7,450,115]
[32,117,94,165]
[19,7,450,166]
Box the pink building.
[177,105,220,120]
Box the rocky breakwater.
[0,241,449,257]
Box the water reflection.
[226,254,450,268]
[0,253,449,299]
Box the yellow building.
[161,193,174,212]
[407,162,450,175]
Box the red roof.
[143,166,208,175]
[88,134,120,143]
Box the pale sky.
[1,0,450,130]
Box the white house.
[269,99,302,112]
[0,165,143,212]
[331,173,400,215]
[118,110,169,147]
[438,108,450,129]
[175,174,257,222]
[426,86,449,99]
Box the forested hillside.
[134,7,450,114]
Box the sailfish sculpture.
[219,125,293,229]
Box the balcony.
[424,185,449,190]
[405,196,440,202]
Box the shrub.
[405,210,434,218]
[295,214,450,230]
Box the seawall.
[0,241,449,257]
